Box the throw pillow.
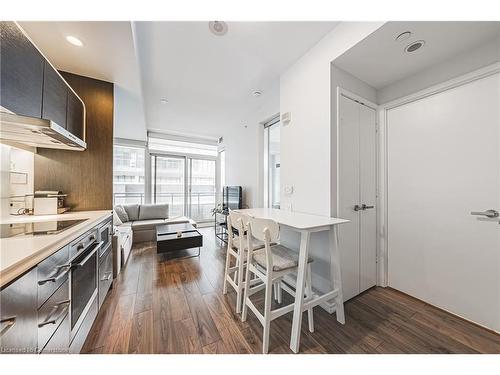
[138,204,169,220]
[113,210,123,226]
[123,204,140,221]
[114,205,129,223]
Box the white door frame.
[335,87,380,289]
[377,62,500,287]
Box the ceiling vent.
[209,21,228,36]
[405,40,425,53]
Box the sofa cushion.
[138,203,169,220]
[131,219,167,231]
[123,204,140,221]
[114,205,129,223]
[252,244,313,272]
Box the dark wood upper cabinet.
[0,21,44,118]
[66,89,84,140]
[0,22,86,146]
[42,61,68,129]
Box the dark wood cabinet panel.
[35,73,113,211]
[0,21,44,118]
[0,268,38,353]
[66,89,84,140]
[42,61,68,128]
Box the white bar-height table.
[236,208,349,353]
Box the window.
[264,116,281,209]
[113,145,145,205]
[149,135,219,223]
[219,149,226,189]
[148,136,218,157]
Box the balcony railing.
[113,192,216,223]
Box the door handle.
[471,209,499,218]
[38,300,70,328]
[354,204,363,211]
[362,204,375,210]
[38,264,71,285]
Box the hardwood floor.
[82,227,500,354]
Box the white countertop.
[0,210,112,287]
[235,208,349,230]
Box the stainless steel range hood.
[0,111,86,151]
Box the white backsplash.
[0,143,34,218]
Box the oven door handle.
[72,242,102,268]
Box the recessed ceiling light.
[209,21,228,36]
[66,35,83,47]
[252,90,262,97]
[160,98,168,104]
[405,40,425,53]
[395,31,412,42]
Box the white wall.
[223,88,279,208]
[0,144,11,218]
[279,22,384,293]
[114,85,147,141]
[330,65,377,216]
[280,22,383,217]
[378,36,500,104]
[331,65,378,104]
[0,144,34,218]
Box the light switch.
[284,185,294,195]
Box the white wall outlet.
[281,112,291,126]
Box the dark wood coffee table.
[156,223,203,258]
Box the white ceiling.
[134,21,338,137]
[19,21,141,93]
[334,21,500,89]
[18,21,338,140]
[19,21,147,140]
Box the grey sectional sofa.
[114,203,197,244]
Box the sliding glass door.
[151,155,186,217]
[188,158,216,222]
[151,154,216,223]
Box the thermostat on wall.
[281,112,291,126]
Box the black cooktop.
[0,219,87,239]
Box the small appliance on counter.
[33,191,70,215]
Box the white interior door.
[359,104,377,292]
[339,94,377,301]
[387,72,500,332]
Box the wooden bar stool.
[222,211,265,313]
[241,216,315,353]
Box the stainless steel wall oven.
[69,229,101,340]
